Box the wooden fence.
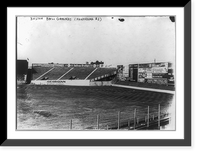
[67,104,171,130]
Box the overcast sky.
[17,16,175,66]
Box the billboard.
[151,67,168,73]
[139,63,151,68]
[146,78,168,85]
[129,64,138,68]
[137,62,169,85]
[128,62,174,85]
[152,73,168,78]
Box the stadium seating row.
[32,66,117,81]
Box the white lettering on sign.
[47,80,66,83]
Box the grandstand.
[32,66,53,80]
[60,67,95,80]
[37,67,72,80]
[30,64,117,85]
[87,67,117,80]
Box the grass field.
[17,84,174,130]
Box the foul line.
[112,84,175,94]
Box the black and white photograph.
[16,15,176,131]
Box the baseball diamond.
[17,85,174,130]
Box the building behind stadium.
[17,60,28,84]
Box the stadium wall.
[90,81,112,86]
[31,80,90,86]
[31,80,113,86]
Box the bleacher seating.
[38,67,72,80]
[32,66,117,81]
[32,67,53,80]
[87,68,117,80]
[61,67,95,80]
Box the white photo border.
[5,4,191,146]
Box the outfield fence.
[67,104,172,130]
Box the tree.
[90,60,104,65]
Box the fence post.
[128,120,130,129]
[147,106,149,127]
[158,104,160,129]
[97,114,99,130]
[70,119,72,130]
[134,108,136,129]
[118,111,120,130]
[137,118,139,124]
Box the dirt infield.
[17,84,174,130]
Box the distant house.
[90,61,104,67]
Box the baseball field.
[17,84,174,130]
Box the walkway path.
[112,84,175,94]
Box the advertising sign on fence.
[146,78,168,85]
[137,62,169,85]
[152,67,168,73]
[138,78,145,83]
[139,63,151,68]
[152,62,168,68]
[152,73,168,78]
[129,64,138,68]
[146,72,152,78]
